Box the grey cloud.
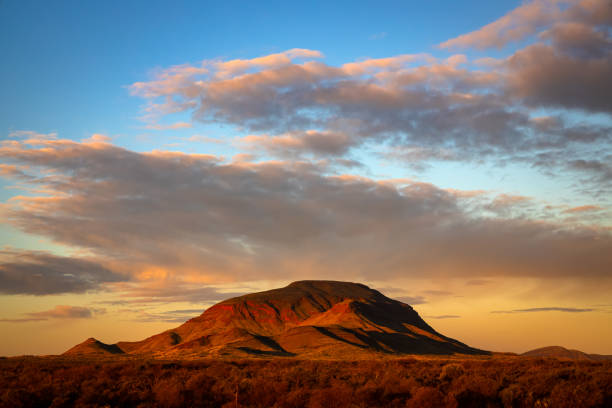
[113,282,245,304]
[540,22,612,59]
[0,250,126,295]
[568,158,612,184]
[27,305,99,319]
[128,39,611,188]
[505,42,612,114]
[240,130,355,158]
[0,305,102,323]
[0,140,610,288]
[521,149,612,200]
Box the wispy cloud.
[564,205,602,213]
[439,0,609,50]
[0,305,104,323]
[144,121,193,130]
[492,307,594,314]
[369,32,387,40]
[0,317,47,323]
[27,305,102,319]
[395,296,428,305]
[130,308,204,323]
[187,135,225,144]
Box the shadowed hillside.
[64,338,124,356]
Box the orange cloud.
[240,130,353,157]
[564,205,602,213]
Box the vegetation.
[0,356,611,407]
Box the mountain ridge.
[522,346,612,361]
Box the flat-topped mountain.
[65,280,487,358]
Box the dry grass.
[1,355,611,407]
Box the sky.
[0,0,611,356]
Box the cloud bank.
[0,137,610,300]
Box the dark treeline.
[1,357,611,407]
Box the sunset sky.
[1,0,611,356]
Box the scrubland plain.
[1,356,611,407]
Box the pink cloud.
[564,205,602,213]
[440,0,611,50]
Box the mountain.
[522,346,612,361]
[65,280,487,358]
[64,338,124,356]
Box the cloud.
[240,130,354,157]
[438,1,612,117]
[440,0,611,50]
[110,281,245,304]
[564,205,602,213]
[8,130,58,140]
[187,135,225,144]
[504,40,612,114]
[0,249,126,295]
[0,164,33,181]
[0,138,610,297]
[491,307,595,314]
[0,305,102,323]
[27,305,99,319]
[82,134,112,143]
[484,194,532,216]
[568,158,612,184]
[130,309,204,323]
[126,36,612,189]
[394,296,428,305]
[0,317,46,323]
[145,121,193,130]
[421,290,453,296]
[369,32,387,40]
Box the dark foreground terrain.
[1,356,611,408]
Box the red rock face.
[65,281,487,358]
